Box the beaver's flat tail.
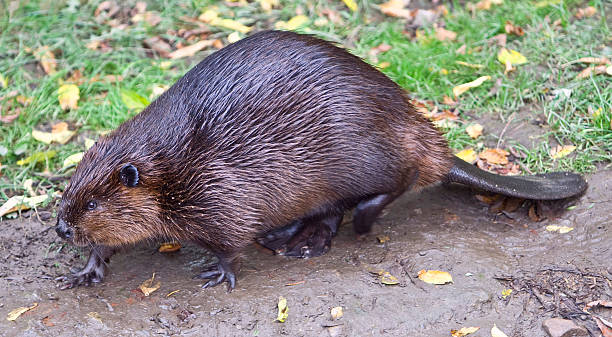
[445,156,588,200]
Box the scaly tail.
[445,157,587,200]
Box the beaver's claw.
[196,261,236,292]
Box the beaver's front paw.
[55,268,104,289]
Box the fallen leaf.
[342,0,358,12]
[545,225,574,234]
[377,235,390,243]
[158,242,181,253]
[497,48,528,66]
[451,326,480,337]
[32,122,76,145]
[435,27,457,41]
[550,145,576,159]
[0,73,7,88]
[58,84,80,110]
[63,152,84,169]
[576,57,611,65]
[585,300,612,310]
[456,148,477,163]
[418,270,453,285]
[275,15,309,31]
[456,44,466,54]
[479,148,509,165]
[139,273,161,296]
[198,10,252,34]
[132,11,161,27]
[35,46,56,75]
[144,36,172,57]
[380,271,399,285]
[7,303,38,321]
[0,194,49,217]
[455,61,484,69]
[466,124,483,139]
[87,311,102,323]
[378,0,412,19]
[168,39,217,59]
[120,88,149,110]
[277,296,288,322]
[592,316,612,337]
[453,76,491,97]
[166,290,180,297]
[442,95,457,105]
[491,33,507,47]
[285,280,305,286]
[258,0,279,12]
[501,288,512,299]
[227,31,242,43]
[576,65,611,79]
[491,324,509,337]
[330,306,343,320]
[16,150,57,166]
[504,21,524,36]
[575,6,596,19]
[85,137,96,149]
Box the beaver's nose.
[55,219,74,240]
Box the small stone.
[542,318,588,337]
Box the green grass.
[0,0,610,201]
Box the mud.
[0,169,610,337]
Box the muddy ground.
[0,166,609,337]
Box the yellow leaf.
[275,15,309,31]
[16,150,56,166]
[451,326,480,337]
[497,48,528,66]
[198,9,219,22]
[0,195,49,217]
[84,137,96,149]
[258,0,279,12]
[491,324,509,337]
[418,270,453,285]
[63,152,84,169]
[277,296,288,322]
[120,89,150,110]
[32,123,76,145]
[501,288,513,299]
[227,31,242,44]
[342,0,358,12]
[330,306,343,320]
[452,76,491,97]
[466,123,483,139]
[378,61,391,69]
[534,0,562,8]
[158,242,181,253]
[455,61,484,69]
[58,84,79,110]
[139,273,161,296]
[7,303,38,321]
[35,46,56,75]
[87,312,102,323]
[381,271,399,285]
[550,145,576,159]
[545,225,574,234]
[456,148,477,163]
[199,10,252,34]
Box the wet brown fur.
[58,30,453,271]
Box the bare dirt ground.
[0,167,610,337]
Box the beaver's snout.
[55,218,74,241]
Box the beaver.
[55,30,587,291]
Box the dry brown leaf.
[435,27,457,41]
[592,316,612,337]
[35,46,57,75]
[132,12,161,26]
[576,65,611,79]
[442,95,457,105]
[456,44,467,55]
[144,36,172,57]
[575,6,597,19]
[504,21,524,36]
[418,270,453,284]
[475,194,502,205]
[7,303,38,321]
[466,123,483,139]
[491,33,507,47]
[479,148,509,165]
[379,0,414,19]
[139,273,161,296]
[585,300,612,310]
[32,122,76,145]
[550,144,576,159]
[376,235,390,243]
[168,39,217,59]
[576,57,611,65]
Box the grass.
[0,0,610,202]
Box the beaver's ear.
[120,164,139,187]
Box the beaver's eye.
[87,200,98,210]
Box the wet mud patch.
[0,169,610,336]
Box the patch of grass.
[0,0,609,202]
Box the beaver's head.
[56,138,162,247]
